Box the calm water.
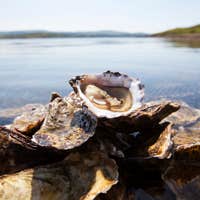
[0,37,200,110]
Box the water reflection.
[0,37,200,109]
[168,38,200,49]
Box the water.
[0,37,200,110]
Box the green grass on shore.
[154,24,200,36]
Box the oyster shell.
[69,71,144,118]
[32,93,97,150]
[125,122,174,159]
[147,122,173,159]
[165,101,200,160]
[101,100,180,133]
[0,151,118,200]
[11,104,46,136]
[163,160,200,200]
[0,126,64,175]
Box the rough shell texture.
[1,98,199,200]
[160,102,200,199]
[100,100,180,133]
[166,101,200,159]
[147,122,173,159]
[166,101,200,126]
[32,93,97,150]
[0,104,44,126]
[163,161,200,200]
[0,126,64,175]
[69,71,144,118]
[11,105,46,136]
[126,122,174,159]
[0,151,118,200]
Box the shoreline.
[152,33,200,40]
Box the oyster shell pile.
[0,71,199,200]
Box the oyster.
[0,104,44,127]
[11,104,46,136]
[165,101,200,159]
[163,160,200,200]
[0,126,64,175]
[0,151,118,200]
[69,71,144,118]
[101,100,180,133]
[147,122,173,159]
[32,93,97,150]
[2,71,200,200]
[125,122,174,159]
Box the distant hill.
[153,24,200,37]
[0,30,148,39]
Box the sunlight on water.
[0,37,200,109]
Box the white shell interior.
[74,72,144,118]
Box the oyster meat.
[69,71,144,118]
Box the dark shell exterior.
[0,151,118,200]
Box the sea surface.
[0,37,200,110]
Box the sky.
[0,0,199,33]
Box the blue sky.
[0,0,199,33]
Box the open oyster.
[69,71,144,118]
